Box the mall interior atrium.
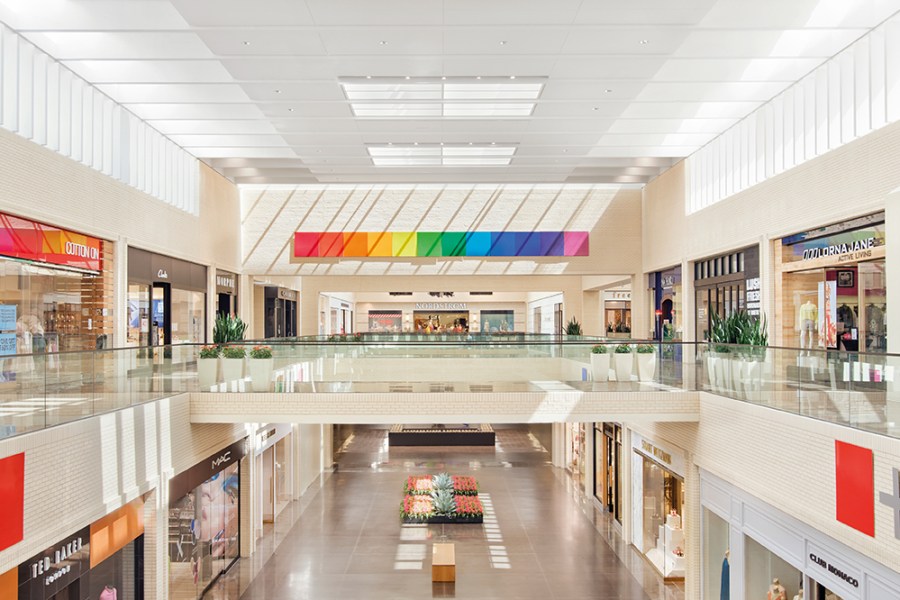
[0,1,900,599]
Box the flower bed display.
[400,472,484,524]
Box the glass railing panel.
[0,351,48,438]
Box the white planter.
[706,356,719,391]
[636,353,656,382]
[614,353,633,382]
[222,357,245,382]
[590,353,610,382]
[197,357,220,389]
[249,358,274,392]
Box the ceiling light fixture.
[509,75,516,80]
[288,108,295,112]
[242,41,251,46]
[593,106,600,110]
[366,75,372,79]
[605,89,613,93]
[274,89,281,94]
[499,41,507,45]
[405,76,411,80]
[379,40,388,45]
[476,76,482,80]
[639,39,649,45]
[441,76,447,80]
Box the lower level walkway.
[213,425,683,600]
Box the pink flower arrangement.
[452,476,478,495]
[404,475,433,495]
[401,495,435,520]
[454,495,484,518]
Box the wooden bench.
[432,543,456,582]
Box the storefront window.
[90,537,142,600]
[368,311,402,333]
[650,267,682,341]
[414,311,468,333]
[127,284,149,347]
[641,457,684,577]
[171,288,205,344]
[745,535,802,600]
[0,258,114,353]
[703,508,730,600]
[480,310,514,333]
[169,462,240,599]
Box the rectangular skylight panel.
[368,147,441,157]
[371,157,442,166]
[442,146,516,156]
[443,103,535,117]
[342,83,442,101]
[351,104,442,117]
[442,157,511,165]
[443,83,543,100]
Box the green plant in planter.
[636,344,655,354]
[614,344,632,354]
[709,310,768,356]
[431,489,456,516]
[591,344,609,354]
[222,345,246,359]
[432,472,453,491]
[199,345,221,359]
[564,317,583,336]
[213,314,247,345]
[249,345,272,359]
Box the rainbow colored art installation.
[293,231,588,258]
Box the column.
[562,286,584,332]
[683,459,702,599]
[620,427,633,545]
[239,453,256,557]
[583,424,595,498]
[142,488,168,600]
[886,189,900,424]
[582,290,602,336]
[551,422,566,468]
[630,274,650,339]
[114,237,128,348]
[322,424,334,470]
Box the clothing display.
[799,301,818,324]
[768,579,787,600]
[836,304,856,328]
[792,590,804,600]
[720,554,730,600]
[99,585,118,600]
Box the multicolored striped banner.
[293,231,589,258]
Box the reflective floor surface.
[205,425,684,600]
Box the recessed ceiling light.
[242,41,251,46]
[639,39,649,45]
[440,142,444,145]
[366,75,372,79]
[509,75,516,80]
[379,40,388,45]
[274,89,281,94]
[476,76,482,80]
[388,142,393,145]
[593,106,600,110]
[288,108,295,112]
[562,149,568,153]
[468,142,473,145]
[413,142,419,145]
[499,41,507,45]
[605,89,613,93]
[491,141,496,145]
[441,76,447,80]
[405,76,411,80]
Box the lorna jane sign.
[0,212,102,272]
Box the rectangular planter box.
[402,515,484,524]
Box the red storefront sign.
[0,452,24,552]
[0,213,102,272]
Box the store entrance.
[151,283,171,347]
[217,292,233,317]
[809,578,843,600]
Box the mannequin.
[768,578,787,600]
[792,589,804,600]
[799,301,818,350]
[720,550,730,600]
[99,585,117,600]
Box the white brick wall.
[0,395,246,575]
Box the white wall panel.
[0,23,199,215]
[688,13,900,213]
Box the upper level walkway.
[0,335,895,435]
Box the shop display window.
[0,255,114,353]
[641,457,684,577]
[90,536,142,600]
[168,462,240,599]
[480,310,514,333]
[703,508,730,600]
[171,288,205,344]
[368,311,402,333]
[414,311,468,333]
[745,534,802,600]
[605,301,631,336]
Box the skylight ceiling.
[1,0,897,185]
[341,79,543,118]
[367,144,517,166]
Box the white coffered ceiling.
[1,0,898,184]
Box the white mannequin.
[792,589,804,600]
[799,301,817,350]
[768,578,787,600]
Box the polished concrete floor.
[210,425,684,600]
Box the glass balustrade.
[0,337,896,441]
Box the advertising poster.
[818,281,838,348]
